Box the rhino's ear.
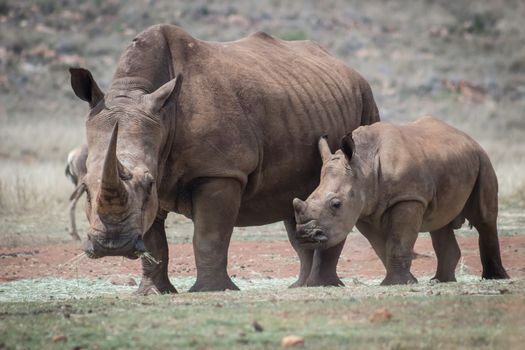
[146,74,183,114]
[341,133,355,161]
[318,135,332,163]
[69,67,104,109]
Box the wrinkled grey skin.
[294,117,509,285]
[69,24,380,294]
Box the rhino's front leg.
[381,201,423,286]
[285,218,314,288]
[137,211,177,295]
[189,178,241,292]
[306,239,346,287]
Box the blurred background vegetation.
[0,0,524,244]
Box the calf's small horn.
[318,136,333,163]
[293,198,307,214]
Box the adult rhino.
[69,24,380,294]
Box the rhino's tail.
[360,81,380,126]
[465,151,499,225]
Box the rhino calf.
[293,116,509,285]
[65,145,88,241]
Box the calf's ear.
[146,74,183,114]
[341,133,355,161]
[69,68,104,109]
[318,135,332,163]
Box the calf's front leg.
[189,178,242,292]
[306,239,346,287]
[285,218,314,288]
[381,201,423,285]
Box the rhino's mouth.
[84,236,146,260]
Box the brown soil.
[1,234,523,283]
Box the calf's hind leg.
[381,201,423,285]
[430,226,461,282]
[285,218,314,288]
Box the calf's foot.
[430,274,456,283]
[381,271,418,286]
[289,278,307,288]
[303,240,346,287]
[306,274,344,287]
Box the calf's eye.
[330,198,342,209]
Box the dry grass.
[0,160,72,215]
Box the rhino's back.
[192,31,374,223]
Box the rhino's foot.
[136,278,177,295]
[306,275,345,287]
[381,272,418,286]
[288,279,307,288]
[482,266,510,280]
[431,274,457,283]
[189,276,239,292]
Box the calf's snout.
[296,221,329,244]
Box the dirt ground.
[1,233,523,284]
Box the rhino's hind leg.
[381,201,423,286]
[463,162,509,280]
[306,239,346,287]
[472,221,509,279]
[285,218,314,288]
[430,226,461,282]
[189,178,241,292]
[137,212,177,295]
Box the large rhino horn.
[99,122,128,208]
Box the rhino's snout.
[296,221,329,244]
[84,235,145,260]
[312,229,328,243]
[305,228,328,243]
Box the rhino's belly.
[235,162,321,226]
[419,182,474,232]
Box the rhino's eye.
[330,198,342,210]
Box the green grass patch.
[1,278,523,349]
